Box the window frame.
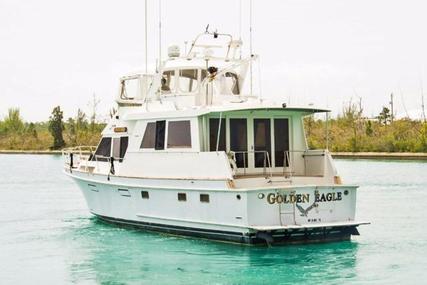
[160,70,176,94]
[140,122,156,149]
[177,69,200,94]
[141,191,149,199]
[177,193,187,202]
[200,194,210,203]
[92,137,112,162]
[167,120,192,149]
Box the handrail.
[228,150,272,180]
[284,149,326,178]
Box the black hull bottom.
[93,214,357,246]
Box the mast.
[144,0,148,74]
[238,0,242,59]
[249,0,253,97]
[159,0,162,68]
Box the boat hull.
[67,169,365,246]
[94,213,357,245]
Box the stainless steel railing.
[283,149,326,178]
[228,150,273,179]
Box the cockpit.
[160,68,240,96]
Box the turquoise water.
[1,155,427,284]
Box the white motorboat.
[63,30,368,245]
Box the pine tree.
[48,106,65,149]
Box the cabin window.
[230,119,248,168]
[254,119,271,168]
[120,137,129,159]
[274,118,290,167]
[167,120,192,148]
[201,70,208,82]
[209,118,226,151]
[112,138,121,159]
[141,191,149,199]
[200,194,210,203]
[161,70,176,93]
[141,121,166,150]
[141,122,156,148]
[155,120,166,150]
[120,78,139,100]
[224,72,239,95]
[93,137,111,161]
[178,69,198,93]
[112,137,129,162]
[178,193,187,201]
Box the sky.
[1,0,427,122]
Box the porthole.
[200,194,210,203]
[178,193,187,201]
[141,191,149,199]
[236,194,241,200]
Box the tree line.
[1,103,427,152]
[0,107,105,150]
[305,102,427,152]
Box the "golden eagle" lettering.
[265,192,342,204]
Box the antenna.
[238,0,242,59]
[249,0,253,97]
[159,0,162,68]
[144,0,148,74]
[390,93,394,123]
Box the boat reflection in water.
[66,216,359,284]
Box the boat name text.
[264,192,343,204]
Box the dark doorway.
[230,119,248,168]
[274,118,290,167]
[253,119,271,168]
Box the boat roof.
[122,104,329,121]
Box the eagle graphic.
[296,202,318,217]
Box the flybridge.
[116,30,254,109]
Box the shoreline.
[1,150,427,160]
[331,152,427,160]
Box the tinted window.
[141,191,149,199]
[274,119,290,167]
[120,137,129,161]
[112,137,129,162]
[167,121,192,148]
[141,122,156,148]
[112,138,121,159]
[178,193,187,201]
[200,194,210,203]
[230,119,248,168]
[209,118,226,151]
[94,137,111,161]
[155,120,166,150]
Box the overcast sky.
[1,0,427,121]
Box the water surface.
[1,155,426,284]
